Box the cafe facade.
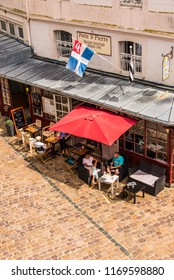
[0,33,174,186]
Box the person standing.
[57,132,70,157]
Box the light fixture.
[25,86,30,93]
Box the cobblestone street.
[1,121,174,260]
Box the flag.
[129,51,134,84]
[66,39,94,77]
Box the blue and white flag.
[66,39,94,77]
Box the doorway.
[10,80,30,116]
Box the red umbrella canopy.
[50,105,137,146]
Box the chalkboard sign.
[11,107,27,130]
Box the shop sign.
[77,32,111,56]
[162,56,170,81]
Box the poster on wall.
[42,97,55,116]
[162,56,170,81]
[31,92,43,116]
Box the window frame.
[124,120,168,162]
[56,30,72,59]
[120,41,142,74]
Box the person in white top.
[82,154,94,167]
[83,154,100,185]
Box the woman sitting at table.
[91,160,100,186]
[82,153,97,167]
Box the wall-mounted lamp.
[25,86,30,93]
[162,46,173,59]
[166,128,170,134]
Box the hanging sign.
[162,56,170,81]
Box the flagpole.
[129,45,134,85]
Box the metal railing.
[121,52,142,73]
[56,40,72,58]
[120,0,143,7]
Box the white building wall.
[1,0,174,86]
[148,0,174,12]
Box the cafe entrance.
[10,80,29,113]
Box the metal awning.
[1,32,174,126]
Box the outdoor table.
[71,147,89,157]
[98,173,119,195]
[45,135,60,157]
[123,182,145,204]
[45,135,59,145]
[25,125,41,138]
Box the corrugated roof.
[1,32,174,126]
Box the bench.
[128,160,166,196]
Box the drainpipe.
[25,0,31,46]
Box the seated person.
[109,152,124,175]
[82,153,98,175]
[82,153,97,167]
[91,159,99,186]
[33,137,48,154]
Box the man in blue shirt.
[110,152,124,175]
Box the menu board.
[11,107,27,130]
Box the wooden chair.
[15,128,27,149]
[28,119,42,129]
[42,122,55,141]
[63,155,78,174]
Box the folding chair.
[63,155,78,174]
[34,142,52,164]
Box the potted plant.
[5,119,15,136]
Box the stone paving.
[1,119,174,260]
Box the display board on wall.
[42,97,55,116]
[31,92,42,116]
[11,106,27,130]
[77,31,111,56]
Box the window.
[54,94,70,121]
[0,20,6,31]
[18,26,24,38]
[0,78,11,106]
[124,120,168,162]
[0,18,24,40]
[9,23,15,35]
[120,0,143,7]
[146,122,167,162]
[56,30,72,58]
[120,41,142,74]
